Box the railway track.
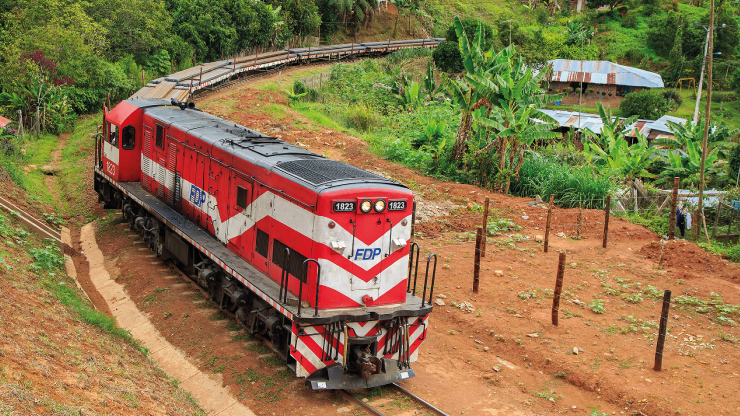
[193,59,344,101]
[341,383,450,416]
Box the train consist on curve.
[93,97,437,389]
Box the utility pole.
[697,1,716,242]
[693,22,725,124]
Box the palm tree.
[658,118,739,159]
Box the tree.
[586,0,623,11]
[619,90,669,120]
[646,11,681,57]
[432,41,463,72]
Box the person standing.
[676,207,686,237]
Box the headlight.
[374,199,386,213]
[360,199,372,213]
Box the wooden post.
[552,252,566,326]
[602,195,611,249]
[481,197,490,257]
[473,227,482,294]
[655,195,671,216]
[277,71,281,90]
[669,177,679,240]
[702,213,710,243]
[199,67,203,84]
[577,202,582,238]
[693,208,699,240]
[712,197,722,239]
[654,290,672,371]
[544,194,555,253]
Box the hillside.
[0,181,204,415]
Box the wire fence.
[408,189,740,396]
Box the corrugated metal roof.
[0,115,10,128]
[645,115,686,133]
[547,59,664,88]
[536,109,685,139]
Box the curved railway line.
[130,39,443,102]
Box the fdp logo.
[354,248,382,261]
[189,185,207,209]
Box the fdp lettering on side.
[354,248,382,261]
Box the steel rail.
[391,383,450,416]
[340,390,385,416]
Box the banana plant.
[662,139,723,186]
[658,118,739,159]
[584,132,657,182]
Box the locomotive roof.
[127,99,406,192]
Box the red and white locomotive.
[94,98,436,389]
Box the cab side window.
[122,125,136,150]
[108,123,119,147]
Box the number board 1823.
[333,201,356,212]
[388,200,407,211]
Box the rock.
[572,406,577,410]
[494,270,504,277]
[578,347,584,352]
[456,286,461,289]
[513,314,525,318]
[522,215,529,220]
[436,294,447,299]
[526,333,538,338]
[362,398,369,403]
[434,299,445,306]
[570,262,577,268]
[572,299,582,306]
[474,340,483,345]
[458,301,475,313]
[535,195,543,204]
[534,235,544,242]
[483,347,489,352]
[549,397,555,403]
[572,347,579,355]
[337,407,351,413]
[556,231,567,238]
[492,366,501,372]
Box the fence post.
[669,177,679,240]
[552,252,566,326]
[544,194,555,253]
[602,195,611,249]
[481,197,490,257]
[577,202,582,238]
[653,290,672,371]
[473,227,482,294]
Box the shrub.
[622,14,638,28]
[432,41,464,72]
[730,145,740,182]
[345,104,377,132]
[619,90,669,120]
[663,89,682,108]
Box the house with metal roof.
[535,109,686,147]
[546,59,664,100]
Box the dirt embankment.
[0,182,204,415]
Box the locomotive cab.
[101,101,144,183]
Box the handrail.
[421,254,437,308]
[279,247,290,302]
[301,259,322,317]
[407,242,420,294]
